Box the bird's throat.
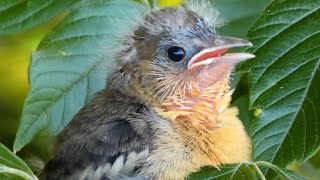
[158,63,233,129]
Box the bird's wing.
[43,117,151,180]
[84,118,151,178]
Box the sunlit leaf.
[14,0,146,151]
[158,0,183,8]
[237,0,320,177]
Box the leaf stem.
[251,162,267,180]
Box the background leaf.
[188,161,305,180]
[0,143,36,179]
[14,0,146,151]
[236,0,320,177]
[214,0,273,21]
[0,0,82,35]
[213,0,273,38]
[188,163,260,180]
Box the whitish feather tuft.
[184,0,224,27]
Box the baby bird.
[43,3,254,180]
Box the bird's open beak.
[187,36,255,69]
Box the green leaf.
[188,161,304,180]
[0,143,36,179]
[236,0,320,175]
[0,0,80,35]
[233,95,252,133]
[0,165,36,180]
[218,16,260,38]
[188,163,260,180]
[255,161,305,180]
[205,0,273,38]
[14,0,146,151]
[213,0,273,21]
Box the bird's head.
[117,6,254,128]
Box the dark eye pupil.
[168,46,185,62]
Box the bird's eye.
[167,46,185,62]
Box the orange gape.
[161,62,232,129]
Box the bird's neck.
[156,76,232,129]
[107,69,162,107]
